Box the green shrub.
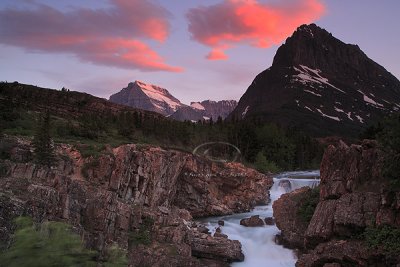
[254,151,280,173]
[297,186,320,224]
[363,225,400,254]
[376,115,400,188]
[103,244,128,267]
[0,217,127,267]
[129,217,154,246]
[0,217,97,267]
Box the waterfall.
[202,170,320,267]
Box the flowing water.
[201,170,320,267]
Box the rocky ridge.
[109,81,237,121]
[0,137,272,266]
[273,140,400,266]
[170,100,237,122]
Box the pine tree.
[33,111,55,166]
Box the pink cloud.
[0,0,182,72]
[206,49,228,60]
[187,0,325,60]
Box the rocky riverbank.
[0,137,273,266]
[273,140,400,266]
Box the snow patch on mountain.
[334,106,353,121]
[304,89,321,97]
[293,65,345,93]
[304,106,313,112]
[317,108,340,121]
[190,102,205,110]
[242,106,250,118]
[136,80,183,112]
[357,89,384,108]
[355,115,364,124]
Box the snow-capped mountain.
[109,81,237,121]
[170,100,237,121]
[109,80,184,116]
[228,24,400,137]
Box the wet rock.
[218,220,224,226]
[197,225,210,234]
[213,232,228,239]
[273,187,313,248]
[240,215,264,227]
[191,231,244,262]
[264,217,275,225]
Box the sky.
[0,0,399,104]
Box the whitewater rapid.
[202,170,320,267]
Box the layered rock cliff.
[273,140,400,266]
[0,137,272,266]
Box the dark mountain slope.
[229,24,400,137]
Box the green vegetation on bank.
[0,82,323,171]
[361,114,400,188]
[297,186,320,224]
[129,217,154,246]
[0,217,127,267]
[363,225,400,254]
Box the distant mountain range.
[228,24,400,137]
[109,81,237,121]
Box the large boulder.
[191,231,244,264]
[240,215,264,227]
[273,187,314,248]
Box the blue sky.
[0,0,399,104]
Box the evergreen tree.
[254,151,280,174]
[33,111,55,166]
[117,112,134,138]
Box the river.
[201,170,320,267]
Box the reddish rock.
[191,231,244,262]
[240,215,264,227]
[264,217,275,225]
[319,140,384,200]
[174,158,273,217]
[296,240,387,267]
[273,187,313,248]
[0,141,271,266]
[213,232,228,239]
[274,139,400,266]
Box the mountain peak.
[295,23,326,38]
[110,81,183,116]
[271,23,384,80]
[229,23,400,137]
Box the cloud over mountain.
[187,0,325,60]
